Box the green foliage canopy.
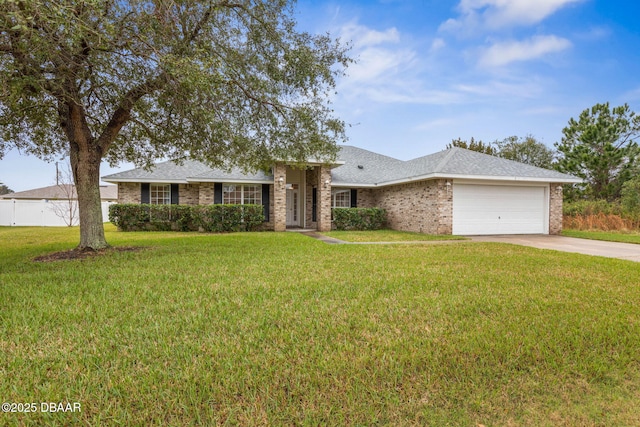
[0,182,14,195]
[494,135,554,169]
[0,0,350,168]
[446,137,497,156]
[555,103,640,201]
[621,176,640,219]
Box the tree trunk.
[69,140,109,250]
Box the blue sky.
[2,0,640,192]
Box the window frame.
[331,188,351,208]
[222,183,262,205]
[150,183,171,205]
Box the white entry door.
[286,188,299,227]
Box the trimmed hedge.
[196,204,264,232]
[108,204,264,232]
[332,207,387,231]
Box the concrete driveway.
[469,235,640,262]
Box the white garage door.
[453,184,547,235]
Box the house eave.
[279,160,346,168]
[188,178,273,184]
[102,178,188,184]
[376,173,583,187]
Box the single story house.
[102,145,581,235]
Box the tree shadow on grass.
[33,246,145,262]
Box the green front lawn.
[563,229,640,244]
[321,229,467,242]
[1,226,639,426]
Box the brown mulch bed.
[33,246,145,262]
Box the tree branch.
[95,73,168,153]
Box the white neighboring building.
[0,185,117,226]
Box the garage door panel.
[453,184,546,235]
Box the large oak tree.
[0,0,350,249]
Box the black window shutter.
[171,184,179,204]
[350,189,358,208]
[262,184,270,222]
[141,183,150,204]
[312,187,317,222]
[214,183,223,204]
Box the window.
[332,189,351,208]
[223,184,262,205]
[150,184,171,205]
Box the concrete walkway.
[299,232,345,244]
[469,235,640,263]
[300,231,640,263]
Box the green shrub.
[109,204,264,232]
[621,177,640,220]
[332,208,387,231]
[563,200,622,217]
[195,204,264,232]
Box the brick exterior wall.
[436,180,453,234]
[305,168,317,229]
[117,183,140,204]
[316,166,332,232]
[179,184,199,205]
[373,179,452,234]
[549,183,563,235]
[273,163,287,231]
[198,183,214,205]
[355,188,377,208]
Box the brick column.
[273,163,287,232]
[437,179,453,235]
[316,166,332,232]
[549,183,563,235]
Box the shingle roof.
[101,160,273,183]
[330,145,405,185]
[332,146,580,185]
[0,184,118,200]
[101,160,212,182]
[102,145,581,186]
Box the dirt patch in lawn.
[33,246,146,262]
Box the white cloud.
[336,20,414,85]
[430,38,446,52]
[454,77,543,98]
[441,0,584,32]
[339,21,400,47]
[347,47,415,82]
[477,35,572,67]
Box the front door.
[286,188,299,227]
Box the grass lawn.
[563,229,640,245]
[2,225,640,426]
[321,229,467,242]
